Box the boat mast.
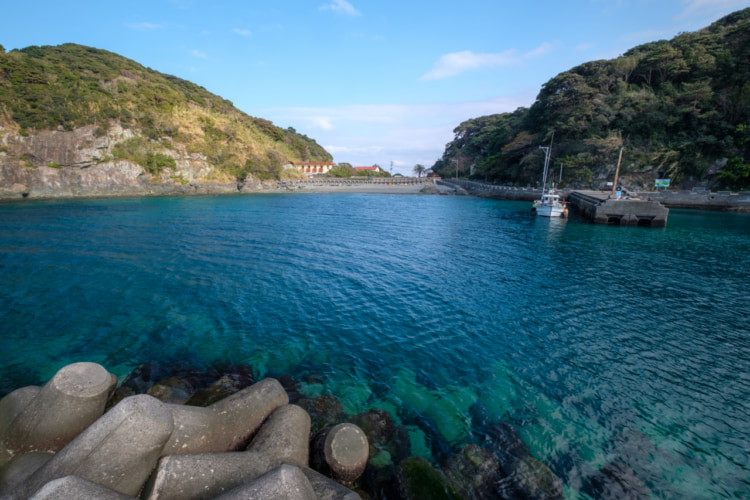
[539,132,554,193]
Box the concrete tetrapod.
[140,451,275,500]
[0,363,116,467]
[28,476,136,500]
[7,395,174,500]
[311,424,369,485]
[0,387,41,446]
[162,378,288,455]
[213,464,317,500]
[300,466,362,500]
[246,404,311,467]
[0,453,53,496]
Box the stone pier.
[567,191,669,227]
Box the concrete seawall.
[639,190,750,212]
[439,180,750,213]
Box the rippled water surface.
[1,194,749,498]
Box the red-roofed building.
[293,162,338,175]
[353,165,383,173]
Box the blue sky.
[3,0,749,175]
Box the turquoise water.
[1,194,748,498]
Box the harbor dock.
[566,191,669,227]
[438,180,671,227]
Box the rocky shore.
[0,361,597,500]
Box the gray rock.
[28,476,135,500]
[246,404,310,467]
[140,451,275,500]
[396,456,461,500]
[0,453,54,496]
[301,466,362,500]
[0,363,115,466]
[311,423,369,484]
[9,395,173,499]
[501,455,563,500]
[443,444,499,500]
[162,378,288,455]
[213,464,317,500]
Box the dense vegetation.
[433,8,750,190]
[0,43,331,180]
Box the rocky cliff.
[0,123,226,199]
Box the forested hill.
[0,43,331,181]
[433,8,750,191]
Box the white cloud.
[420,43,554,80]
[319,0,361,16]
[261,94,536,173]
[125,22,162,31]
[311,117,335,130]
[678,0,750,19]
[524,42,554,59]
[233,28,252,37]
[191,50,207,59]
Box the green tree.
[719,157,750,190]
[413,164,426,177]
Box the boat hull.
[536,204,565,217]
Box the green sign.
[655,179,670,188]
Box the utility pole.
[611,147,624,197]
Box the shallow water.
[1,193,749,498]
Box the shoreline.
[2,177,749,213]
[0,178,455,202]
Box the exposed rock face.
[0,125,216,200]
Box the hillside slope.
[0,43,331,198]
[433,8,750,191]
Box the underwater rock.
[297,395,344,434]
[443,444,500,499]
[276,374,304,403]
[115,362,170,395]
[582,461,651,500]
[392,368,476,445]
[350,409,397,449]
[486,421,531,463]
[497,454,563,500]
[185,372,253,407]
[311,424,369,485]
[395,456,462,500]
[147,376,196,405]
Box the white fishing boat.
[533,136,567,218]
[535,192,566,217]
